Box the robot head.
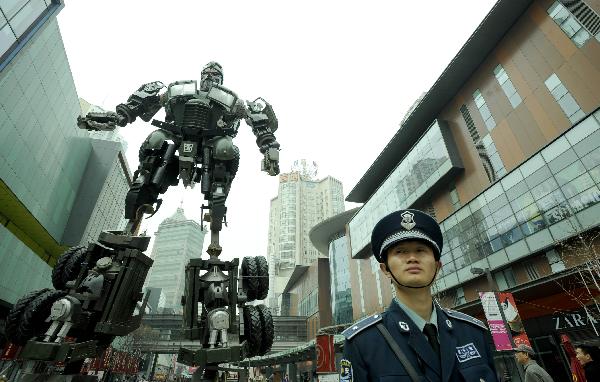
[200,61,223,91]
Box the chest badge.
[340,359,352,381]
[399,321,410,332]
[400,211,416,230]
[455,343,481,363]
[446,319,453,329]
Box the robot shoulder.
[342,312,383,340]
[443,308,488,331]
[165,80,198,97]
[207,84,239,110]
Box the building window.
[449,183,461,211]
[546,249,566,273]
[548,1,600,46]
[545,73,586,123]
[494,267,517,290]
[482,135,507,178]
[494,64,522,108]
[473,89,496,131]
[460,104,504,182]
[424,202,437,220]
[454,286,466,306]
[460,104,481,143]
[524,261,540,281]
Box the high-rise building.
[343,0,600,379]
[0,1,140,351]
[62,100,132,246]
[61,137,132,246]
[267,160,344,313]
[144,207,206,313]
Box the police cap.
[371,209,443,263]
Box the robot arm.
[245,98,280,176]
[77,81,165,131]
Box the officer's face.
[380,240,440,287]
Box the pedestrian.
[575,344,600,381]
[513,344,554,382]
[340,209,498,381]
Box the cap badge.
[400,211,416,230]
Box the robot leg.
[125,130,178,234]
[205,160,238,257]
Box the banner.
[479,291,531,351]
[496,292,530,347]
[316,334,336,373]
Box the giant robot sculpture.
[77,61,281,255]
[4,63,277,381]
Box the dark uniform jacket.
[341,301,498,381]
[584,360,600,382]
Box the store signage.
[554,308,598,330]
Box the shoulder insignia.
[342,313,383,340]
[444,309,487,330]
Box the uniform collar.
[393,297,437,332]
[389,300,457,382]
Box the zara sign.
[553,308,599,330]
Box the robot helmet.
[200,61,223,90]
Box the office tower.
[144,207,205,313]
[266,160,344,313]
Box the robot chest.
[168,96,224,130]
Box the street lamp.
[470,267,499,291]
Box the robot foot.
[124,204,156,235]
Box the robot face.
[200,62,223,90]
[201,68,223,85]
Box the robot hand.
[76,111,127,131]
[261,144,280,176]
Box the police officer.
[340,209,498,381]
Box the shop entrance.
[532,335,570,381]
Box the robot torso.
[163,80,244,140]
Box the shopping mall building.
[322,0,600,379]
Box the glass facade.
[0,5,87,305]
[278,181,297,269]
[0,16,89,242]
[435,110,600,292]
[0,224,52,304]
[329,235,353,325]
[349,120,463,256]
[547,1,594,47]
[0,0,53,60]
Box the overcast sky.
[57,0,496,261]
